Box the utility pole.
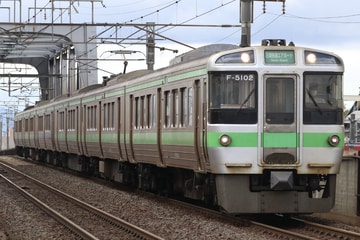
[240,0,253,47]
[146,22,155,70]
[240,0,286,47]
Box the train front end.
[206,41,344,214]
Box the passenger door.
[263,75,298,165]
[194,79,207,171]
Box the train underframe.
[16,146,336,214]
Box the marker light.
[328,135,340,147]
[219,134,232,147]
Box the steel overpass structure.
[0,24,98,100]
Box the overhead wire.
[23,1,360,75]
[118,0,238,51]
[75,1,184,66]
[215,11,264,43]
[81,0,239,68]
[158,0,237,34]
[252,13,283,37]
[124,1,183,23]
[24,1,52,23]
[283,12,360,24]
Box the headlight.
[328,135,340,147]
[219,134,231,147]
[306,53,317,64]
[240,52,251,63]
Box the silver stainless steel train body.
[14,40,344,214]
[206,41,344,213]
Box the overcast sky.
[1,0,360,104]
[56,0,360,96]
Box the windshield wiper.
[306,88,323,114]
[239,88,255,109]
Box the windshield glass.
[209,72,257,124]
[303,73,343,124]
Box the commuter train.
[14,39,345,214]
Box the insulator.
[263,0,266,13]
[282,1,286,14]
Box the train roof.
[106,69,153,86]
[169,44,238,66]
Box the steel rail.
[0,173,99,240]
[0,162,164,240]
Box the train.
[13,39,345,214]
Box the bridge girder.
[0,23,98,101]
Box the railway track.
[289,216,360,239]
[246,214,360,240]
[0,162,164,240]
[1,155,360,239]
[152,194,360,239]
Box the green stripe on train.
[69,131,195,145]
[58,131,344,148]
[161,132,194,145]
[207,132,258,147]
[132,132,194,145]
[206,132,344,148]
[303,132,344,147]
[263,132,298,148]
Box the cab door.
[263,75,298,165]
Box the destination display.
[264,50,295,64]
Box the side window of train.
[45,114,51,131]
[141,96,145,128]
[165,91,170,128]
[188,87,193,127]
[134,96,146,129]
[59,111,65,132]
[14,120,19,132]
[103,102,115,131]
[25,118,29,132]
[94,105,97,130]
[146,94,152,128]
[118,97,121,128]
[68,109,76,131]
[38,115,44,132]
[19,120,23,132]
[135,97,140,129]
[30,117,34,131]
[103,103,108,130]
[110,102,115,130]
[172,89,179,127]
[86,107,90,130]
[163,89,186,128]
[134,95,154,129]
[86,106,97,131]
[152,93,157,128]
[180,87,187,127]
[134,97,139,129]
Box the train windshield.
[208,72,257,124]
[303,73,343,124]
